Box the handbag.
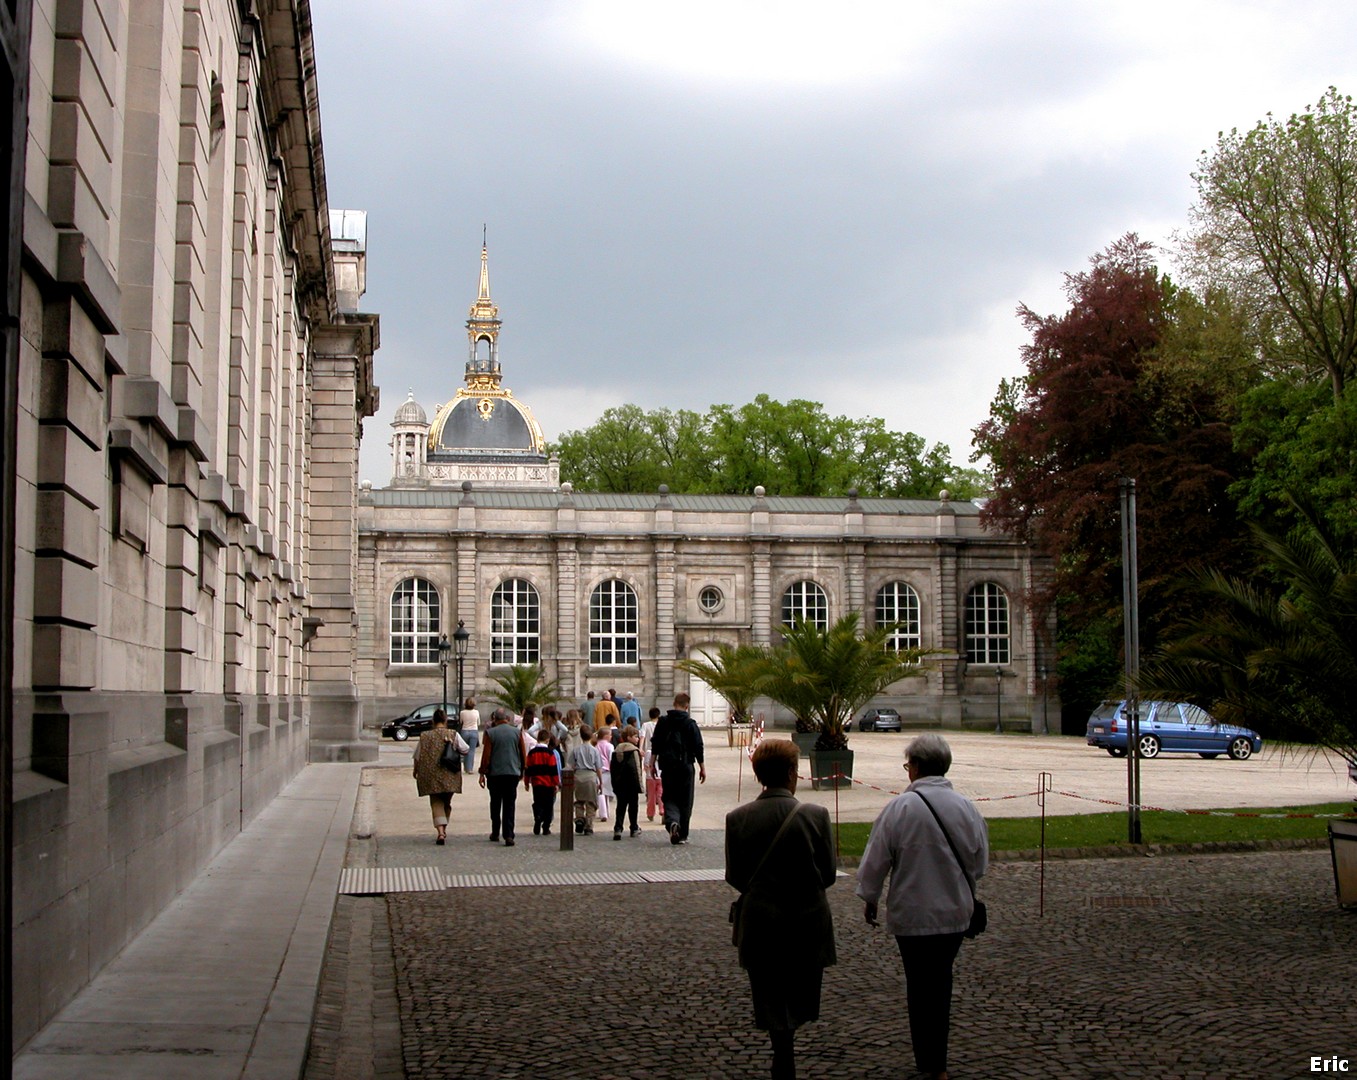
[914,790,987,939]
[439,735,463,771]
[729,803,804,946]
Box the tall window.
[491,579,540,665]
[390,578,440,664]
[875,582,921,652]
[965,582,1010,664]
[781,580,828,630]
[590,580,638,665]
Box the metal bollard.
[560,767,574,852]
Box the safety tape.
[788,769,1353,819]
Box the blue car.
[1086,700,1263,761]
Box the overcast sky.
[310,1,1357,488]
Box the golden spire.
[466,234,502,388]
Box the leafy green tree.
[759,613,922,751]
[1142,499,1357,769]
[674,643,768,725]
[485,664,566,716]
[1184,86,1357,401]
[554,404,664,492]
[552,396,972,499]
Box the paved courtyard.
[304,733,1357,1079]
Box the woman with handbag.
[724,739,837,1080]
[855,733,989,1080]
[413,708,470,845]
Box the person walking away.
[611,726,645,839]
[457,697,480,774]
[521,703,540,739]
[413,709,470,845]
[855,733,988,1080]
[593,689,621,731]
[525,729,561,836]
[478,707,529,847]
[726,740,836,1080]
[652,692,705,844]
[641,706,664,822]
[596,725,614,822]
[543,705,570,754]
[567,725,603,834]
[619,691,642,726]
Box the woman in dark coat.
[413,709,469,845]
[725,739,837,1080]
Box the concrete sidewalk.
[13,764,362,1080]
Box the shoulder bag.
[439,733,464,772]
[913,790,987,938]
[729,803,804,946]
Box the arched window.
[965,582,1010,664]
[491,579,540,665]
[781,580,828,630]
[875,582,921,652]
[390,578,440,664]
[590,580,638,665]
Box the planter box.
[1330,818,1357,907]
[792,732,819,757]
[809,748,854,790]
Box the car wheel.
[1106,747,1126,758]
[1137,734,1160,759]
[1228,737,1253,761]
[392,726,409,741]
[1199,753,1220,759]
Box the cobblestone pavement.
[304,758,1357,1079]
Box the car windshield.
[1091,703,1119,721]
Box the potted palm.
[486,663,566,717]
[675,642,767,746]
[762,613,922,788]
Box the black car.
[855,708,903,732]
[381,702,454,741]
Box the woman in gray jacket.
[725,739,836,1080]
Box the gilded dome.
[428,390,546,458]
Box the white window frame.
[589,580,639,666]
[781,580,829,630]
[490,578,541,666]
[965,582,1010,665]
[875,581,922,652]
[390,578,440,665]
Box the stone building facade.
[358,487,1054,731]
[360,249,1055,732]
[7,0,377,1049]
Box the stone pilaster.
[305,316,378,761]
[653,537,676,699]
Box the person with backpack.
[652,692,705,844]
[610,725,645,839]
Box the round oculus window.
[698,586,724,613]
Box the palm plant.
[675,642,767,725]
[486,663,566,716]
[761,613,924,751]
[1141,499,1357,769]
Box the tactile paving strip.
[338,866,449,895]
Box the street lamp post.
[453,620,470,709]
[994,668,1003,733]
[1038,664,1049,736]
[438,633,452,711]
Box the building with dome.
[357,247,1056,733]
[388,245,558,491]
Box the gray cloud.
[310,1,1357,483]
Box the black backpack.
[612,746,640,794]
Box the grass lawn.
[833,801,1357,859]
